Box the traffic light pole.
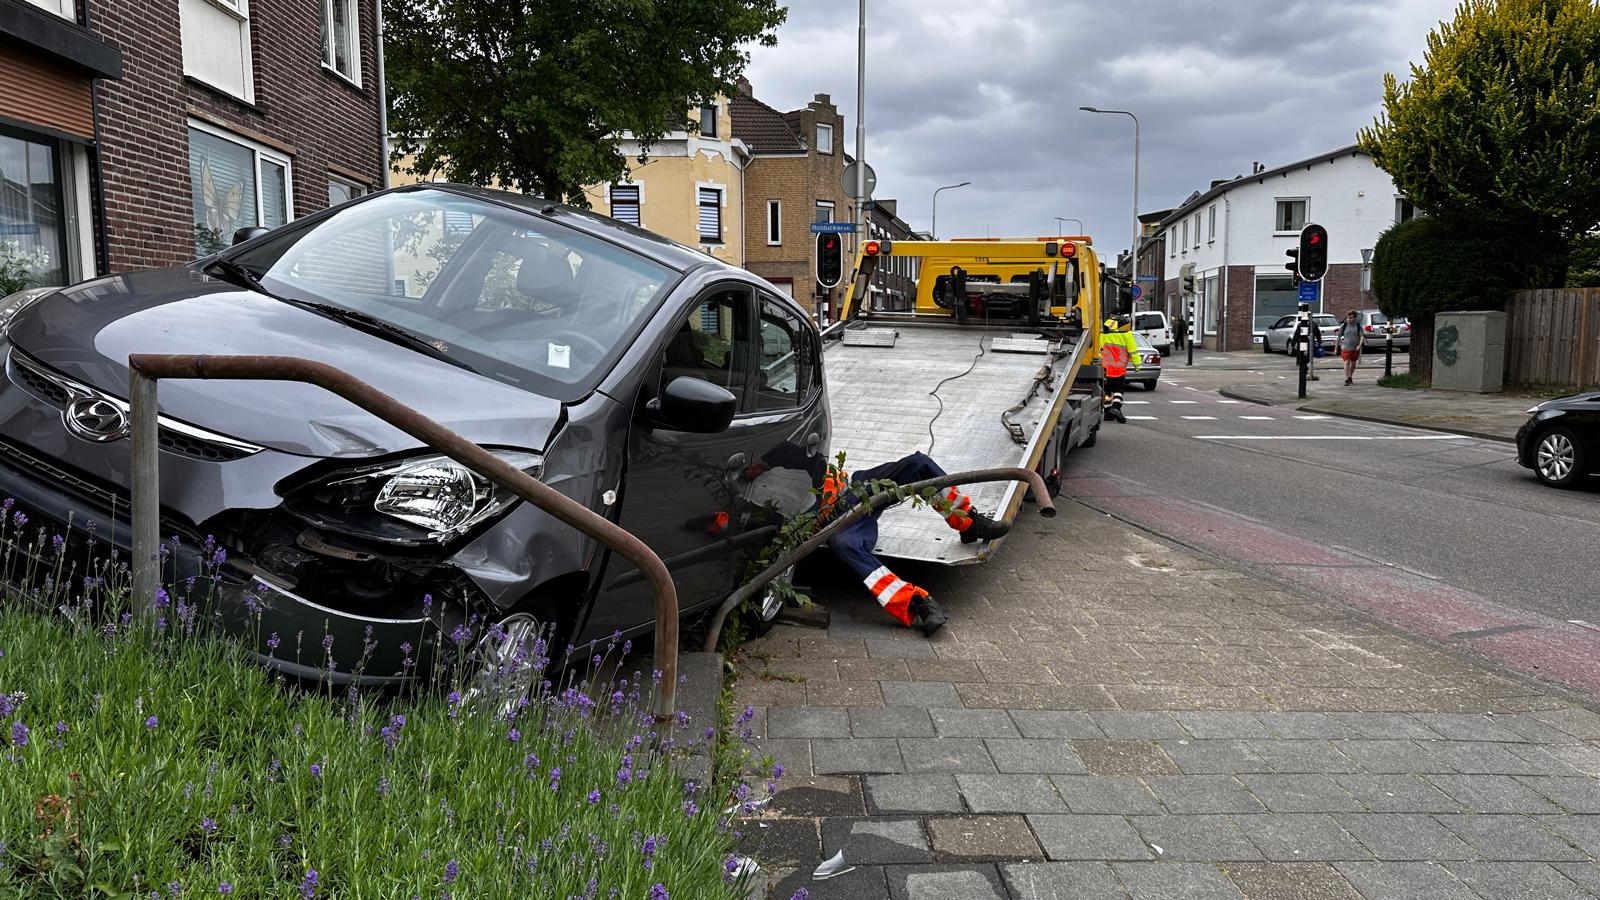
[1186,298,1195,367]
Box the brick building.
[732,79,853,325]
[864,198,918,312]
[1,0,385,286]
[1149,146,1409,351]
[1132,208,1173,315]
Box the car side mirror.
[648,376,736,433]
[232,226,270,246]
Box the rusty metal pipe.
[702,466,1054,652]
[126,354,680,722]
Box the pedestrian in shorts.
[1337,310,1363,384]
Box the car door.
[736,292,829,545]
[1267,316,1293,351]
[590,282,761,639]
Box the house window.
[180,0,254,103]
[697,187,722,242]
[321,0,360,85]
[1193,214,1200,249]
[767,199,781,245]
[1169,232,1175,258]
[327,176,366,207]
[609,184,641,226]
[22,0,75,19]
[816,123,834,154]
[1395,197,1416,223]
[188,122,292,255]
[1181,218,1188,251]
[0,131,69,287]
[815,200,834,223]
[1275,198,1307,233]
[1208,205,1216,243]
[699,103,719,140]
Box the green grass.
[1377,372,1425,389]
[0,545,759,897]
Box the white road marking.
[1204,356,1227,360]
[1238,415,1274,420]
[1181,416,1218,420]
[1215,400,1241,404]
[1294,415,1330,420]
[1124,400,1151,405]
[1168,400,1199,404]
[1126,415,1158,420]
[1185,386,1200,391]
[1195,435,1468,441]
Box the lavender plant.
[0,506,781,897]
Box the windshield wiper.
[203,258,275,296]
[280,299,479,373]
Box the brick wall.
[1223,265,1254,351]
[1319,263,1364,319]
[94,0,385,272]
[743,95,849,322]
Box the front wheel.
[1534,426,1587,488]
[1262,339,1273,354]
[746,566,796,636]
[462,612,548,715]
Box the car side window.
[661,286,753,409]
[756,297,813,410]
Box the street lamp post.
[1079,106,1140,287]
[930,181,971,239]
[1054,216,1084,235]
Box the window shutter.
[698,188,721,240]
[610,185,640,226]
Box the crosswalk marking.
[1124,400,1150,405]
[1294,415,1330,420]
[1169,400,1199,404]
[1196,435,1468,441]
[1126,415,1158,420]
[1238,415,1274,420]
[1181,416,1218,420]
[1215,400,1241,404]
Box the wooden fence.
[1505,288,1600,389]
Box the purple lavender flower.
[549,766,561,792]
[377,776,391,797]
[218,884,233,894]
[144,716,158,729]
[13,512,27,527]
[642,835,659,869]
[523,753,540,771]
[10,721,28,747]
[442,859,459,885]
[321,633,334,654]
[51,534,64,554]
[648,884,668,900]
[449,622,473,646]
[154,587,169,609]
[310,763,323,779]
[507,728,520,743]
[299,869,318,899]
[683,800,698,817]
[789,890,809,900]
[267,632,281,652]
[54,721,66,735]
[587,789,601,805]
[773,764,785,779]
[201,816,218,834]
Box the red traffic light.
[824,237,837,250]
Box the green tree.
[386,0,787,205]
[1371,216,1512,382]
[1358,0,1600,287]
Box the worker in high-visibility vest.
[1100,316,1138,424]
[820,452,1009,636]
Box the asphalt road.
[1061,350,1600,696]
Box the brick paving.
[734,505,1600,898]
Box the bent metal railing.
[126,354,680,722]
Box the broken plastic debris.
[1150,844,1164,856]
[730,856,760,880]
[813,850,856,880]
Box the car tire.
[746,565,796,636]
[462,611,548,714]
[1533,426,1587,488]
[1263,338,1273,354]
[1144,378,1158,391]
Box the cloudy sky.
[742,0,1456,256]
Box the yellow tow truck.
[819,236,1109,565]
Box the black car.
[1516,392,1600,488]
[0,185,829,686]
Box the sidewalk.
[1218,380,1532,443]
[732,506,1600,899]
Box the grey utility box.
[1432,310,1506,393]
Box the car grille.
[5,351,262,463]
[0,437,121,513]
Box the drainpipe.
[1221,196,1231,350]
[83,0,112,276]
[375,0,390,188]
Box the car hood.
[7,269,564,457]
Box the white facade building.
[1142,146,1413,351]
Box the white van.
[1132,311,1172,355]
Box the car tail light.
[1147,354,1160,364]
[1364,325,1373,331]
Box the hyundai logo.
[64,396,130,442]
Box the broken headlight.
[287,451,543,545]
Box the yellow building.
[389,97,748,267]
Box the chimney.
[813,93,831,106]
[1251,161,1264,175]
[735,75,752,96]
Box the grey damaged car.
[0,185,830,685]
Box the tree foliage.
[386,0,787,206]
[1358,0,1600,286]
